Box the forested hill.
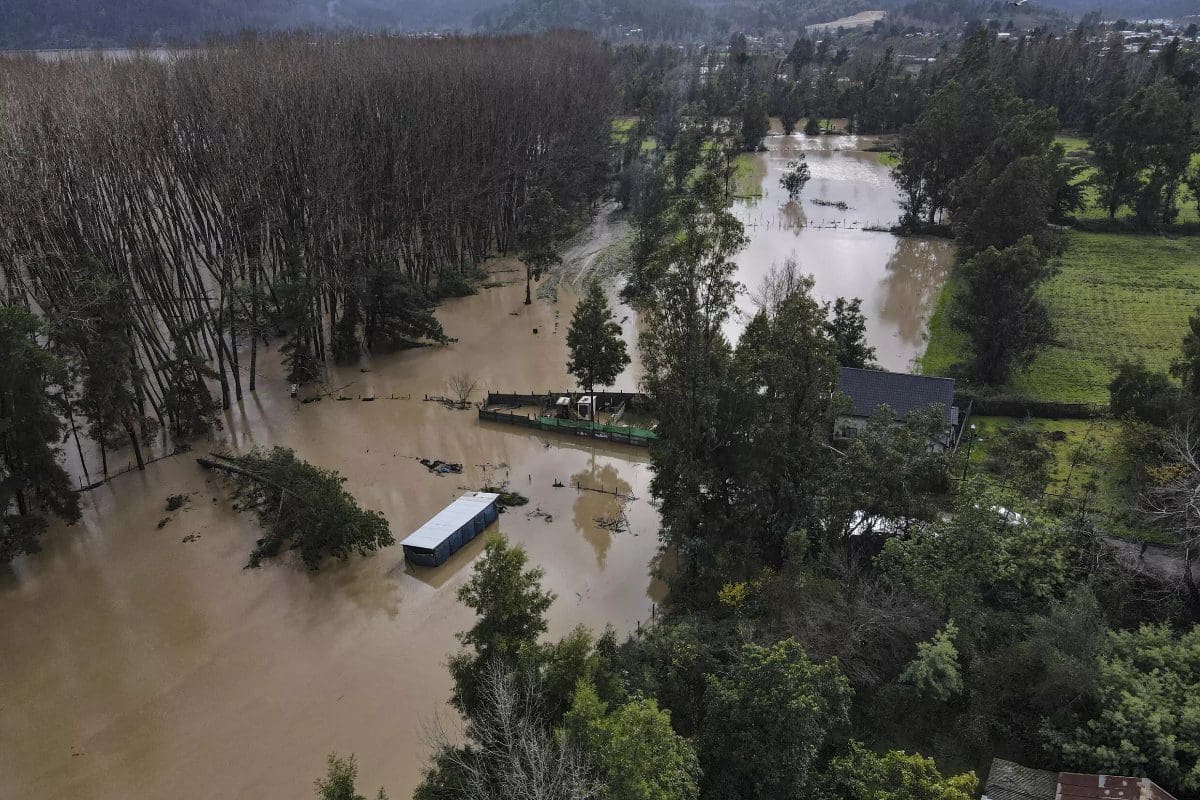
[476,0,908,38]
[477,0,1195,38]
[0,0,508,49]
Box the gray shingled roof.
[983,759,1059,800]
[837,367,955,423]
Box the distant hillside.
[0,0,509,49]
[476,0,1193,38]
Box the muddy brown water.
[1,141,947,799]
[731,133,955,371]
[0,264,662,800]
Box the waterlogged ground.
[731,133,956,371]
[0,149,948,799]
[0,258,662,800]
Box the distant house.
[982,759,1178,800]
[835,367,958,449]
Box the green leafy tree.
[639,153,745,564]
[449,536,555,717]
[949,107,1065,257]
[818,743,978,800]
[51,273,147,474]
[728,269,840,565]
[1185,162,1200,222]
[739,89,770,152]
[700,638,852,800]
[567,283,631,397]
[1091,80,1195,226]
[516,187,568,305]
[893,71,1021,228]
[1051,624,1200,795]
[900,622,963,703]
[825,297,876,368]
[1110,360,1182,424]
[880,488,1079,617]
[982,419,1054,497]
[950,237,1054,386]
[780,160,812,200]
[198,447,393,570]
[779,85,804,135]
[1171,307,1200,400]
[0,307,81,563]
[316,754,387,800]
[561,680,700,800]
[825,406,951,542]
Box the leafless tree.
[448,372,479,408]
[1140,421,1200,607]
[750,255,812,316]
[0,32,614,455]
[424,660,600,800]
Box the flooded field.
[0,145,947,799]
[731,133,955,371]
[0,262,660,800]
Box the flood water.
[0,262,661,800]
[0,139,951,800]
[730,133,955,371]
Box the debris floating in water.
[421,458,463,475]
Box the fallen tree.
[198,447,393,570]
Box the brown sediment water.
[0,260,661,800]
[731,133,956,371]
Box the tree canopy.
[567,284,631,395]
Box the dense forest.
[0,33,611,557]
[0,0,510,48]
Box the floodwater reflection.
[731,134,955,371]
[0,265,661,800]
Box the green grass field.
[612,116,657,152]
[1014,232,1200,403]
[921,231,1200,404]
[731,152,765,197]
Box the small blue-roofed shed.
[401,492,501,567]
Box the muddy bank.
[0,265,659,800]
[731,133,955,371]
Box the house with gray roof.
[835,367,959,450]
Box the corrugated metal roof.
[983,758,1059,800]
[1058,773,1178,800]
[400,492,500,550]
[837,366,955,423]
[981,760,1179,800]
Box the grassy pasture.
[922,231,1200,405]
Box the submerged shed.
[400,491,500,567]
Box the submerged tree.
[779,159,812,200]
[449,536,556,717]
[566,283,631,398]
[197,447,393,570]
[0,307,81,563]
[316,754,388,800]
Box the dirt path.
[539,202,631,300]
